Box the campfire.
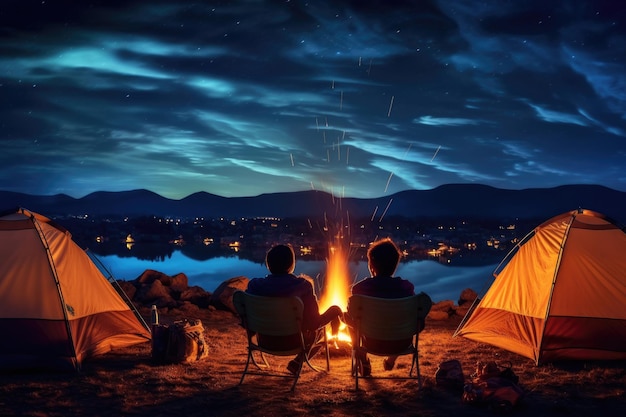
[318,238,353,347]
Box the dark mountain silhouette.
[1,184,625,224]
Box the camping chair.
[347,293,432,390]
[232,291,330,391]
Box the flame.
[318,239,352,344]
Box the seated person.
[347,238,428,376]
[246,244,342,374]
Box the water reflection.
[92,244,497,303]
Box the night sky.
[1,0,625,200]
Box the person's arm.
[298,280,321,330]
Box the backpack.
[435,359,465,391]
[463,361,524,411]
[462,377,525,412]
[152,319,209,364]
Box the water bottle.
[151,304,159,325]
[150,304,161,362]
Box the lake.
[95,251,497,302]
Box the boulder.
[431,300,455,312]
[429,300,455,320]
[428,310,451,321]
[458,288,478,306]
[136,269,173,286]
[210,276,250,314]
[170,272,189,293]
[137,279,176,308]
[455,304,472,317]
[178,301,201,315]
[124,269,216,312]
[117,280,137,300]
[180,286,212,308]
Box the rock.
[136,269,173,286]
[180,286,212,308]
[170,272,189,293]
[429,300,457,320]
[125,269,215,312]
[458,288,478,306]
[117,280,137,300]
[456,304,472,317]
[136,279,176,307]
[125,269,485,324]
[178,301,201,315]
[428,310,450,321]
[210,276,250,313]
[431,300,455,312]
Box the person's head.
[265,244,296,274]
[367,238,401,277]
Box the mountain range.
[1,184,625,224]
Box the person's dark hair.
[266,244,296,274]
[367,238,401,276]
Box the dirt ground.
[1,307,624,417]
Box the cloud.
[0,0,625,199]
[414,115,483,126]
[565,46,626,115]
[527,102,588,126]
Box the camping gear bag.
[151,319,209,363]
[462,361,524,412]
[435,359,465,390]
[462,377,525,412]
[472,361,519,384]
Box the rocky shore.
[118,269,478,321]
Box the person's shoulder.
[351,277,373,294]
[351,277,367,289]
[248,276,264,282]
[246,276,266,291]
[294,274,315,294]
[270,273,313,290]
[296,273,315,286]
[396,276,415,292]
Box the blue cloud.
[0,0,625,199]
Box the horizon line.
[0,182,623,201]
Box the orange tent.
[454,209,626,364]
[0,208,150,370]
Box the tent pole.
[86,249,151,332]
[29,212,81,371]
[453,227,536,337]
[535,211,577,365]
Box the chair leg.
[415,355,422,390]
[408,352,423,389]
[290,360,304,391]
[323,331,330,371]
[248,334,270,370]
[260,352,270,368]
[351,350,359,390]
[311,326,330,371]
[250,352,262,369]
[408,352,416,377]
[302,351,324,372]
[301,333,330,373]
[250,351,270,369]
[350,353,356,376]
[239,350,253,385]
